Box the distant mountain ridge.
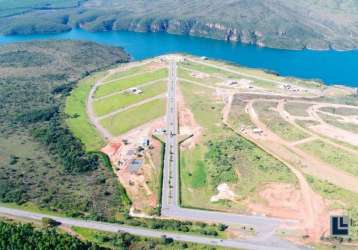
[1,0,358,50]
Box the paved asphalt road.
[0,206,304,250]
[0,56,307,250]
[160,59,307,250]
[161,60,180,211]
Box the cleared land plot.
[320,106,358,116]
[318,112,358,134]
[95,68,168,98]
[306,175,358,239]
[228,97,254,128]
[178,67,221,85]
[207,59,283,81]
[105,63,152,81]
[180,61,228,75]
[299,139,358,176]
[182,61,277,90]
[65,72,105,151]
[284,78,323,90]
[207,59,322,90]
[179,80,297,212]
[93,81,167,116]
[253,101,309,141]
[284,102,312,117]
[101,98,166,136]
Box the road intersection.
[0,56,308,250]
[160,58,306,249]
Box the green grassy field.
[228,98,254,129]
[299,139,358,176]
[105,63,152,81]
[181,61,277,90]
[320,106,358,116]
[253,101,309,141]
[179,80,297,212]
[95,68,168,98]
[65,72,106,151]
[208,59,283,81]
[101,98,166,136]
[178,67,222,85]
[186,58,322,92]
[284,102,312,117]
[180,61,228,75]
[285,78,323,89]
[318,112,358,134]
[93,81,167,116]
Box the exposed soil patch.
[247,183,330,242]
[101,118,165,214]
[147,59,167,71]
[190,71,210,79]
[177,85,203,149]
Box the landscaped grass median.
[101,98,166,136]
[299,139,358,176]
[93,81,167,116]
[95,68,168,98]
[65,72,106,151]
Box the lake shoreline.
[1,29,358,88]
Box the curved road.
[0,56,308,250]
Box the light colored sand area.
[307,104,358,147]
[210,183,239,203]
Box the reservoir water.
[0,28,357,87]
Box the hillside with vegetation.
[1,0,358,50]
[0,40,131,220]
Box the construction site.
[83,54,358,248]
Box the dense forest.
[1,0,358,50]
[0,40,131,219]
[0,221,106,250]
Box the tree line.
[0,221,106,250]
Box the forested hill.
[0,41,130,220]
[1,0,358,50]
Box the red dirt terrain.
[101,119,165,213]
[177,85,203,149]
